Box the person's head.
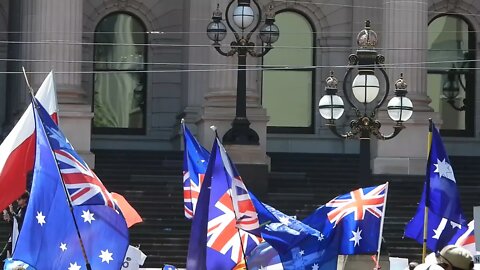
[414,263,444,270]
[436,245,474,270]
[16,191,29,208]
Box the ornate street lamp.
[206,1,280,145]
[318,20,413,183]
[441,51,473,111]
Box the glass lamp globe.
[352,73,380,103]
[318,94,345,120]
[233,5,255,29]
[387,96,413,122]
[259,23,280,44]
[207,21,227,42]
[442,75,460,99]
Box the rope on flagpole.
[422,119,433,263]
[23,68,93,270]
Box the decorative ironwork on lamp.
[318,20,413,140]
[318,20,413,183]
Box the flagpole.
[212,128,250,270]
[422,119,433,263]
[376,182,389,269]
[180,118,194,218]
[24,69,93,270]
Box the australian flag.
[187,138,261,270]
[405,122,467,250]
[12,99,129,269]
[305,183,389,255]
[250,193,337,270]
[182,121,210,219]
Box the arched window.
[262,11,315,133]
[427,15,475,136]
[93,13,147,134]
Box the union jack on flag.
[324,183,389,254]
[326,183,388,226]
[187,138,260,269]
[207,192,261,264]
[182,121,209,219]
[37,101,117,209]
[217,141,259,232]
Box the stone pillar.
[182,0,211,130]
[372,0,440,175]
[10,0,94,166]
[196,1,269,195]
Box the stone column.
[10,0,94,166]
[372,0,439,175]
[181,0,211,133]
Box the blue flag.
[404,204,462,251]
[305,183,389,255]
[425,123,466,223]
[250,194,338,270]
[12,100,129,269]
[186,138,261,270]
[182,122,210,219]
[405,123,467,250]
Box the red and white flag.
[0,71,58,211]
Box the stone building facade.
[0,0,478,175]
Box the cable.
[3,57,478,68]
[0,39,475,52]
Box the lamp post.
[318,20,413,183]
[206,0,280,145]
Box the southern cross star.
[36,211,46,226]
[68,262,81,270]
[99,249,114,264]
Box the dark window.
[427,15,475,136]
[93,13,147,134]
[262,11,315,133]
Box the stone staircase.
[1,151,479,269]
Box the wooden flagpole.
[422,119,433,263]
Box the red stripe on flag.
[0,135,35,211]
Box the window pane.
[262,11,314,131]
[427,15,474,135]
[428,16,468,70]
[264,12,313,67]
[95,14,145,70]
[427,73,465,130]
[93,13,147,133]
[93,72,145,129]
[263,70,312,127]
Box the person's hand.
[8,204,13,213]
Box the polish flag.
[0,71,58,211]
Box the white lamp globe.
[318,95,345,120]
[233,5,254,29]
[352,73,380,104]
[387,96,413,122]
